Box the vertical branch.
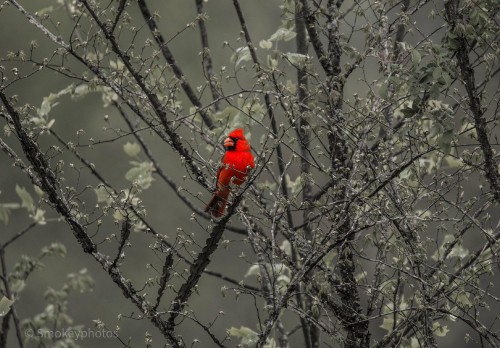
[195,0,221,111]
[323,1,370,346]
[379,0,410,141]
[299,0,335,76]
[137,0,215,129]
[111,216,132,270]
[1,92,96,254]
[0,247,24,348]
[232,0,294,229]
[165,180,255,330]
[385,194,437,348]
[231,3,303,344]
[0,311,11,348]
[295,1,312,208]
[242,214,289,348]
[154,251,174,312]
[294,2,316,347]
[166,218,225,328]
[444,0,500,204]
[325,0,342,76]
[111,0,127,34]
[393,0,410,57]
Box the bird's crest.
[228,128,245,139]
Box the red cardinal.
[205,128,255,218]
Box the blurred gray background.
[1,0,497,347]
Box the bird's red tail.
[205,188,230,218]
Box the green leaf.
[31,209,46,225]
[448,244,469,259]
[36,84,73,118]
[123,142,141,157]
[125,161,155,190]
[279,240,291,256]
[113,210,125,221]
[409,337,419,348]
[419,157,437,174]
[441,71,451,85]
[95,186,113,204]
[36,6,54,17]
[445,156,463,168]
[429,83,440,99]
[269,27,296,42]
[379,297,408,333]
[263,338,277,348]
[110,59,125,71]
[244,264,260,278]
[284,53,308,68]
[380,315,394,333]
[401,107,416,118]
[0,297,14,317]
[231,47,252,67]
[0,203,20,224]
[267,55,278,69]
[256,180,277,191]
[46,119,55,129]
[15,185,35,213]
[437,129,453,155]
[286,174,302,195]
[38,99,53,118]
[355,271,367,282]
[67,268,94,293]
[214,106,240,121]
[455,291,473,308]
[432,66,443,80]
[10,279,25,294]
[229,112,247,130]
[419,71,433,84]
[277,273,290,288]
[73,84,89,98]
[3,124,12,137]
[243,101,264,120]
[433,322,449,337]
[285,80,296,93]
[34,185,45,197]
[411,49,421,65]
[379,82,388,98]
[259,40,272,49]
[213,106,247,129]
[0,206,9,225]
[41,242,67,257]
[323,250,337,268]
[228,326,259,346]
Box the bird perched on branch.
[205,128,255,218]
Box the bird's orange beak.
[223,137,235,148]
